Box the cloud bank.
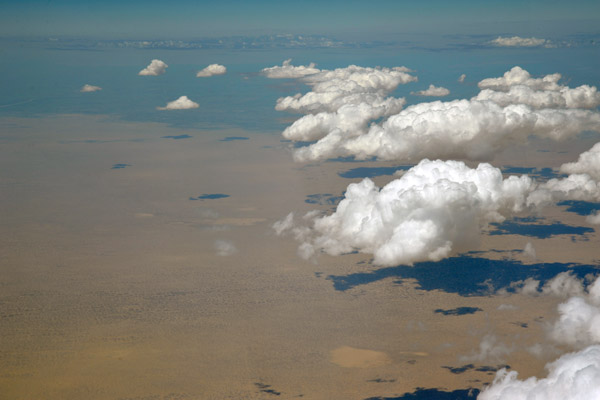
[196,64,227,77]
[489,36,551,48]
[80,84,102,93]
[272,66,600,162]
[156,96,199,110]
[411,84,450,97]
[138,59,168,76]
[275,144,600,266]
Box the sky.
[2,0,600,40]
[2,1,600,399]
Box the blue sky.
[1,0,599,40]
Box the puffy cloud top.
[196,64,227,77]
[411,84,450,97]
[261,59,320,79]
[138,59,168,76]
[277,159,538,266]
[80,84,101,93]
[156,96,199,110]
[276,144,600,266]
[489,36,551,47]
[275,66,600,163]
[560,142,600,180]
[478,345,600,400]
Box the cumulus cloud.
[80,84,102,93]
[411,84,450,97]
[586,212,600,224]
[458,74,466,83]
[276,66,600,163]
[214,240,237,256]
[275,148,600,266]
[523,242,536,259]
[560,142,600,180]
[196,64,227,77]
[489,36,551,48]
[460,334,514,363]
[156,96,199,110]
[138,59,168,76]
[261,59,320,78]
[477,345,600,400]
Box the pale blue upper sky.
[1,0,599,40]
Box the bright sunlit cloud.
[196,64,227,77]
[156,96,199,110]
[139,59,168,76]
[261,59,320,78]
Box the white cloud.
[278,159,539,266]
[523,242,536,259]
[80,84,102,93]
[489,36,551,48]
[196,64,227,77]
[477,345,600,400]
[560,142,600,180]
[460,334,514,363]
[138,59,168,76]
[276,148,600,266]
[458,74,466,83]
[261,59,320,79]
[214,240,237,256]
[278,66,600,163]
[586,212,600,225]
[156,96,199,110]
[411,84,450,97]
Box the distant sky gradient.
[2,0,600,40]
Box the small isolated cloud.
[156,96,199,110]
[460,334,514,363]
[80,84,102,93]
[411,84,450,97]
[458,74,466,83]
[196,64,227,77]
[214,240,237,256]
[478,345,600,400]
[490,36,551,48]
[261,59,320,79]
[138,59,168,76]
[523,242,536,259]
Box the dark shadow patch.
[558,200,600,216]
[162,134,192,139]
[327,255,599,296]
[111,163,131,169]
[442,364,509,375]
[365,387,480,400]
[489,217,594,239]
[368,378,397,383]
[189,194,230,200]
[442,364,474,374]
[511,322,528,328]
[338,165,412,179]
[255,383,281,396]
[305,193,344,206]
[434,307,482,316]
[220,136,249,142]
[501,166,560,180]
